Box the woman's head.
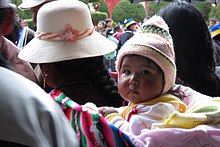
[158,1,214,71]
[158,1,220,96]
[118,54,164,104]
[116,15,176,96]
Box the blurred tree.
[209,4,220,21]
[92,0,109,17]
[194,1,212,22]
[12,0,32,20]
[148,1,171,15]
[91,11,108,25]
[112,0,146,24]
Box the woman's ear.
[2,8,15,35]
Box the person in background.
[158,1,220,96]
[17,19,35,50]
[105,18,113,29]
[18,0,55,31]
[95,20,107,37]
[116,18,136,54]
[0,0,37,83]
[209,23,220,66]
[18,0,123,107]
[104,28,118,72]
[208,16,219,29]
[106,27,118,45]
[209,23,220,78]
[113,24,124,40]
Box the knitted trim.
[141,25,172,43]
[116,44,176,71]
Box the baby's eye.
[124,70,131,75]
[142,70,150,75]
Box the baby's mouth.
[129,89,139,94]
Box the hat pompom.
[140,16,173,46]
[142,15,169,32]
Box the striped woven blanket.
[50,89,134,147]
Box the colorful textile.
[50,89,134,147]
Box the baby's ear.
[2,8,15,35]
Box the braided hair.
[52,56,124,107]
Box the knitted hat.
[209,23,220,38]
[116,15,176,95]
[124,18,136,28]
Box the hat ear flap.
[2,8,15,35]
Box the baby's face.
[118,55,164,104]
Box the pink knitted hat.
[116,15,176,95]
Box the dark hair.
[105,18,113,24]
[210,17,219,23]
[158,1,220,96]
[0,8,9,24]
[98,20,106,27]
[52,56,123,107]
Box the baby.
[97,15,187,136]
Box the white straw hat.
[18,0,51,10]
[18,0,116,63]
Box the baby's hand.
[98,107,118,117]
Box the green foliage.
[209,5,220,21]
[194,1,212,22]
[148,1,171,15]
[112,0,146,24]
[26,18,34,30]
[89,0,100,2]
[80,0,89,4]
[92,0,109,17]
[91,11,108,25]
[12,0,33,20]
